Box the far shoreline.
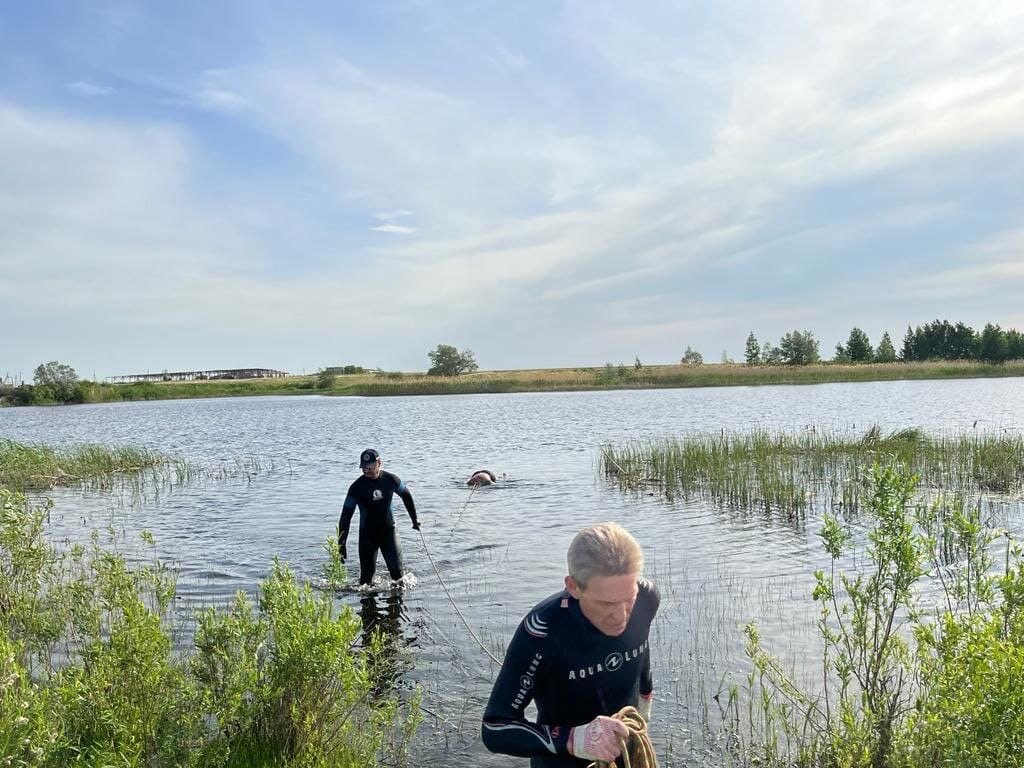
[4,360,1024,407]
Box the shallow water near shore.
[3,378,1023,766]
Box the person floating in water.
[467,469,498,487]
[338,448,420,586]
[482,522,659,766]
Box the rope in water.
[417,525,502,666]
[591,706,658,768]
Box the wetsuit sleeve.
[481,622,570,758]
[392,475,418,526]
[338,483,358,546]
[639,579,660,696]
[640,642,653,697]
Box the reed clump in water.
[0,439,273,498]
[602,428,1024,518]
[0,438,172,491]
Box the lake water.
[2,378,1022,766]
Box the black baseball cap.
[359,448,380,467]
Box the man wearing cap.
[338,449,420,586]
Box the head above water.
[467,469,497,487]
[564,522,645,637]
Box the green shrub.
[737,462,1024,768]
[0,488,419,767]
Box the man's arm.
[393,476,419,530]
[481,623,568,757]
[637,578,660,721]
[337,492,357,559]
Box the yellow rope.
[589,706,658,768]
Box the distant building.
[106,368,289,383]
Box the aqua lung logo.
[567,640,648,681]
[511,652,543,708]
[524,613,548,638]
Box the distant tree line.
[899,320,1024,363]
[738,320,1024,367]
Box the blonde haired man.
[482,522,659,766]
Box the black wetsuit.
[482,578,660,767]
[338,471,418,585]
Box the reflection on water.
[2,379,1024,767]
[359,591,413,696]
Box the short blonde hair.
[567,522,644,588]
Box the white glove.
[568,715,628,762]
[638,692,654,723]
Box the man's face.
[361,459,382,479]
[565,572,639,637]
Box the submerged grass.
[602,428,1024,518]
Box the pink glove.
[568,715,628,762]
[638,692,654,722]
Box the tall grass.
[601,428,1024,518]
[0,438,172,491]
[0,439,273,495]
[0,488,419,767]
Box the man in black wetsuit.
[482,522,659,766]
[338,448,420,586]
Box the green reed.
[0,438,172,491]
[602,428,1024,518]
[0,439,273,497]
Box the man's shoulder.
[518,590,573,640]
[637,577,661,612]
[381,470,402,487]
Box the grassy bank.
[4,359,1024,406]
[601,428,1024,518]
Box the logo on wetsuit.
[373,490,383,500]
[511,651,543,708]
[567,640,648,681]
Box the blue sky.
[2,1,1023,380]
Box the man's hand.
[567,716,628,762]
[337,541,347,563]
[411,520,421,531]
[638,692,654,723]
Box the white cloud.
[7,2,1024,374]
[194,69,247,112]
[371,224,417,234]
[66,80,114,97]
[374,209,413,221]
[902,227,1024,300]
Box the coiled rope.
[590,706,658,768]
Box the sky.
[2,1,1024,381]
